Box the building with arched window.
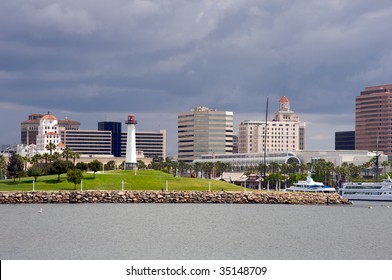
[238,96,305,153]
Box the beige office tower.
[178,106,233,162]
[356,84,392,154]
[238,96,305,153]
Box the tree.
[52,151,61,161]
[71,151,80,165]
[42,153,51,164]
[30,154,43,165]
[201,162,214,179]
[214,161,230,179]
[137,160,147,170]
[104,160,117,171]
[7,153,24,182]
[149,157,164,170]
[75,162,88,172]
[45,141,56,156]
[88,160,103,178]
[21,156,29,171]
[0,155,7,180]
[381,161,390,176]
[67,169,83,190]
[49,159,71,181]
[27,165,44,182]
[193,162,202,178]
[62,147,73,162]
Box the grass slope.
[0,170,245,192]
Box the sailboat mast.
[263,97,268,188]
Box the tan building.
[356,84,392,154]
[178,106,233,162]
[21,113,80,145]
[238,96,305,153]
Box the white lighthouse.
[124,114,138,170]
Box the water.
[1,201,392,260]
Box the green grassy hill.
[0,170,245,192]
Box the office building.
[98,121,122,157]
[21,114,80,145]
[20,113,166,158]
[335,131,355,150]
[356,84,392,154]
[62,130,112,155]
[178,106,233,162]
[97,121,166,159]
[121,130,166,159]
[238,96,305,153]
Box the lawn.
[0,170,245,192]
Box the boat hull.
[339,194,392,201]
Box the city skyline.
[2,1,392,155]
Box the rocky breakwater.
[0,191,351,205]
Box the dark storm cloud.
[2,0,392,153]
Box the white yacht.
[286,171,336,193]
[339,177,392,201]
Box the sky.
[1,0,392,156]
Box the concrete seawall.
[0,191,351,205]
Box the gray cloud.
[1,0,392,155]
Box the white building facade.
[238,96,305,153]
[36,112,63,154]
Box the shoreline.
[0,190,351,205]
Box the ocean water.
[1,201,391,260]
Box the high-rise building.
[178,106,233,162]
[335,131,355,150]
[356,84,392,154]
[98,121,122,157]
[238,96,305,153]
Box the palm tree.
[21,156,29,171]
[193,162,202,178]
[362,160,373,179]
[214,161,230,179]
[201,162,214,179]
[45,141,56,156]
[269,162,280,174]
[62,147,73,162]
[52,151,61,161]
[381,161,389,176]
[30,154,43,165]
[325,161,335,187]
[71,151,80,165]
[42,153,51,164]
[299,163,307,175]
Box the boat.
[285,171,336,193]
[339,177,392,201]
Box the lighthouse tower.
[124,114,138,170]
